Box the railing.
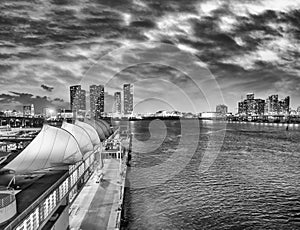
[115,211,121,229]
[4,172,69,230]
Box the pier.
[69,126,130,230]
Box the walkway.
[69,158,122,230]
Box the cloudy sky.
[0,0,299,113]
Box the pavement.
[69,158,122,230]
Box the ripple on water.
[122,121,300,230]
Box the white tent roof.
[5,125,83,173]
[97,119,112,135]
[84,119,106,141]
[97,120,111,137]
[75,120,101,147]
[61,122,93,156]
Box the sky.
[0,0,299,114]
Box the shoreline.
[111,117,300,125]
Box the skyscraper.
[90,85,104,118]
[79,89,86,110]
[70,85,86,112]
[114,92,121,115]
[123,84,133,115]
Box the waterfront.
[120,120,300,230]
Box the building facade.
[123,84,133,115]
[239,93,290,116]
[278,96,290,115]
[238,94,265,116]
[90,85,104,119]
[264,95,290,115]
[114,92,122,115]
[265,95,278,115]
[23,104,34,117]
[70,85,86,112]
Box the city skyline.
[1,87,300,116]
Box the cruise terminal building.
[0,119,113,230]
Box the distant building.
[90,85,104,119]
[70,85,86,112]
[253,99,265,115]
[114,92,122,115]
[123,84,133,115]
[23,104,34,117]
[265,95,278,115]
[201,112,218,118]
[58,109,74,119]
[238,94,264,116]
[278,96,290,115]
[264,95,289,115]
[155,110,182,117]
[238,101,247,115]
[216,104,228,116]
[297,106,300,115]
[3,110,22,117]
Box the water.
[118,120,300,230]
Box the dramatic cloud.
[0,92,69,113]
[0,0,299,113]
[41,84,54,92]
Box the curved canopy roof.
[61,122,93,155]
[5,125,82,173]
[98,119,112,135]
[84,119,107,141]
[75,120,101,147]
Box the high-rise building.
[123,84,133,115]
[79,89,86,110]
[216,104,228,116]
[70,85,86,112]
[90,85,104,118]
[266,95,278,115]
[114,92,122,115]
[255,99,265,115]
[238,101,247,115]
[278,96,290,115]
[264,95,290,115]
[23,104,34,117]
[238,93,265,116]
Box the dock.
[69,127,130,230]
